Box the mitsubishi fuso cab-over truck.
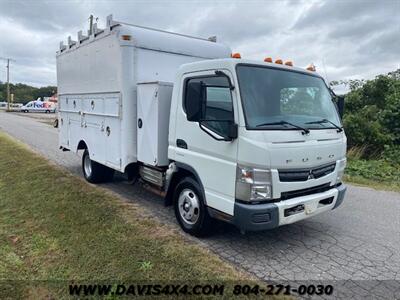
[57,15,347,236]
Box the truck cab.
[168,58,346,235]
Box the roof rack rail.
[67,36,76,49]
[77,30,88,44]
[106,14,120,30]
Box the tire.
[82,149,114,183]
[45,110,50,114]
[173,177,213,237]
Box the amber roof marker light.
[264,57,273,63]
[121,35,131,41]
[306,63,316,72]
[285,60,293,66]
[275,59,283,64]
[231,53,241,59]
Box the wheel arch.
[77,140,88,152]
[164,162,206,207]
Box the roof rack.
[59,14,217,53]
[60,14,120,52]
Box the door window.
[185,76,234,137]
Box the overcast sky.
[0,0,399,90]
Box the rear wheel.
[82,149,114,183]
[173,177,213,236]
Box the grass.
[344,159,400,192]
[344,147,400,192]
[0,132,272,299]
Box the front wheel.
[82,149,114,183]
[173,177,213,237]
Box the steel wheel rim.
[83,153,92,177]
[178,188,200,225]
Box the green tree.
[0,81,56,104]
[333,69,400,157]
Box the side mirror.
[336,95,345,119]
[185,81,203,122]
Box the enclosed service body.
[57,16,230,172]
[57,16,347,235]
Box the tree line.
[0,82,57,104]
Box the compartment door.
[104,94,122,169]
[137,83,159,166]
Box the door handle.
[176,139,187,149]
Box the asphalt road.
[1,111,399,297]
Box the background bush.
[331,69,400,159]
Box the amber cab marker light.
[231,53,241,59]
[275,59,283,64]
[306,63,316,71]
[285,61,293,66]
[121,35,131,41]
[264,57,273,63]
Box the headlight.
[236,165,272,202]
[336,158,346,184]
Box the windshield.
[236,65,341,130]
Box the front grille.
[280,183,332,200]
[279,162,336,182]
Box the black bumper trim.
[233,201,279,231]
[333,184,347,209]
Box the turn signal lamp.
[306,63,316,71]
[231,53,241,59]
[264,57,273,63]
[285,60,293,66]
[275,59,283,64]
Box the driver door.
[174,70,238,215]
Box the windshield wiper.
[256,121,310,135]
[305,119,343,132]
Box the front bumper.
[233,184,347,231]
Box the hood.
[237,127,347,169]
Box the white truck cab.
[169,59,347,234]
[57,15,346,236]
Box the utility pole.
[0,57,15,111]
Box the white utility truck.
[57,15,347,236]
